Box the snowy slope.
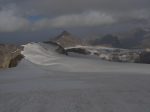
[21,43,61,66]
[21,42,150,74]
[0,42,150,112]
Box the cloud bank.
[0,0,150,32]
[0,6,30,32]
[33,11,115,30]
[0,8,115,32]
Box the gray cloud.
[0,0,150,32]
[0,5,30,32]
[1,0,150,17]
[16,0,150,17]
[33,11,115,30]
[0,7,115,32]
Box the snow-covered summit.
[21,42,61,66]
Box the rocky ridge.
[0,44,24,69]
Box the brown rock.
[52,31,83,48]
[0,44,24,69]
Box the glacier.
[0,42,150,112]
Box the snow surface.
[0,42,150,112]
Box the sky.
[0,0,150,43]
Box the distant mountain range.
[1,28,150,69]
[43,27,150,49]
[116,28,150,48]
[46,28,150,49]
[87,27,150,49]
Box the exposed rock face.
[52,31,83,48]
[9,54,24,68]
[44,41,68,55]
[66,48,91,55]
[139,51,150,64]
[0,44,24,69]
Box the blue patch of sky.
[28,15,44,22]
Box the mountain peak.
[54,31,72,40]
[53,31,82,47]
[56,30,74,39]
[61,31,71,36]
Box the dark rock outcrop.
[44,41,90,55]
[0,44,24,69]
[44,41,68,55]
[139,51,150,64]
[66,48,91,55]
[9,54,24,68]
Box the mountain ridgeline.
[44,28,150,49]
[89,28,150,49]
[1,28,150,69]
[117,28,150,49]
